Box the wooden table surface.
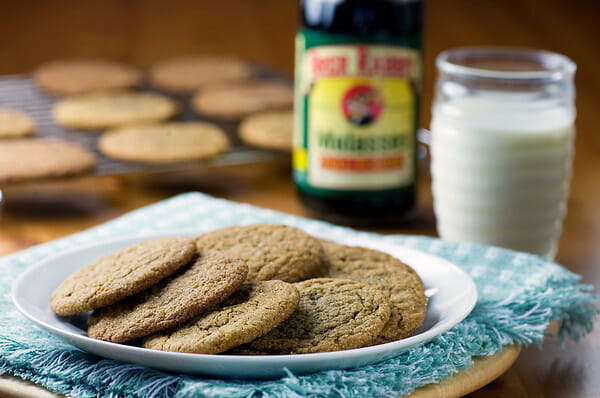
[0,1,598,397]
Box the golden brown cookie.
[53,91,177,130]
[88,252,248,343]
[50,237,196,316]
[0,108,36,138]
[239,110,293,151]
[195,224,324,282]
[0,139,95,183]
[192,81,293,120]
[34,59,141,95]
[244,278,390,354]
[98,122,230,163]
[142,280,299,353]
[149,56,254,93]
[314,241,427,343]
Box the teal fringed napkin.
[0,193,597,397]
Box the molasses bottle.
[293,0,423,226]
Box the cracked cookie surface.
[50,237,196,316]
[88,252,248,342]
[244,278,391,354]
[314,241,427,343]
[142,280,299,353]
[195,224,324,282]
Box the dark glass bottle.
[293,0,424,227]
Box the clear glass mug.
[430,47,576,258]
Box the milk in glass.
[430,48,576,257]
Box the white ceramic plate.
[12,227,477,379]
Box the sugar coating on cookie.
[34,59,141,95]
[142,280,299,353]
[0,138,95,183]
[315,241,427,343]
[195,224,324,282]
[239,110,293,151]
[149,56,253,93]
[192,81,293,120]
[0,108,36,137]
[98,122,230,163]
[53,91,177,130]
[87,252,248,342]
[245,278,391,354]
[50,237,196,316]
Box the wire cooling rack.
[0,74,288,179]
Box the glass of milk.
[430,47,576,258]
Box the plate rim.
[11,227,478,369]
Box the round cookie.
[192,81,293,120]
[88,252,248,342]
[98,122,230,163]
[34,59,141,95]
[0,139,95,183]
[315,241,427,343]
[142,280,299,353]
[149,55,253,93]
[53,91,177,130]
[245,278,391,354]
[239,110,293,151]
[195,224,324,282]
[50,237,196,316]
[0,108,36,137]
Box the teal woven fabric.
[0,193,597,398]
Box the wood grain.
[0,1,598,397]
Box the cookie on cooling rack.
[53,91,177,130]
[0,107,36,138]
[239,110,293,151]
[0,138,95,183]
[98,122,230,163]
[149,56,254,93]
[192,81,293,120]
[34,59,142,95]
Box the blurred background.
[0,0,597,129]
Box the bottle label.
[294,37,420,196]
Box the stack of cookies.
[50,224,427,355]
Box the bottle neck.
[300,0,423,36]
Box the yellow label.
[294,44,419,192]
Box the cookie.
[0,108,36,137]
[149,56,254,93]
[239,110,293,151]
[195,224,324,282]
[88,252,248,342]
[34,59,141,95]
[142,280,299,353]
[315,241,427,343]
[245,278,390,354]
[192,81,293,120]
[53,91,177,130]
[50,237,196,316]
[98,122,230,163]
[0,139,95,183]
